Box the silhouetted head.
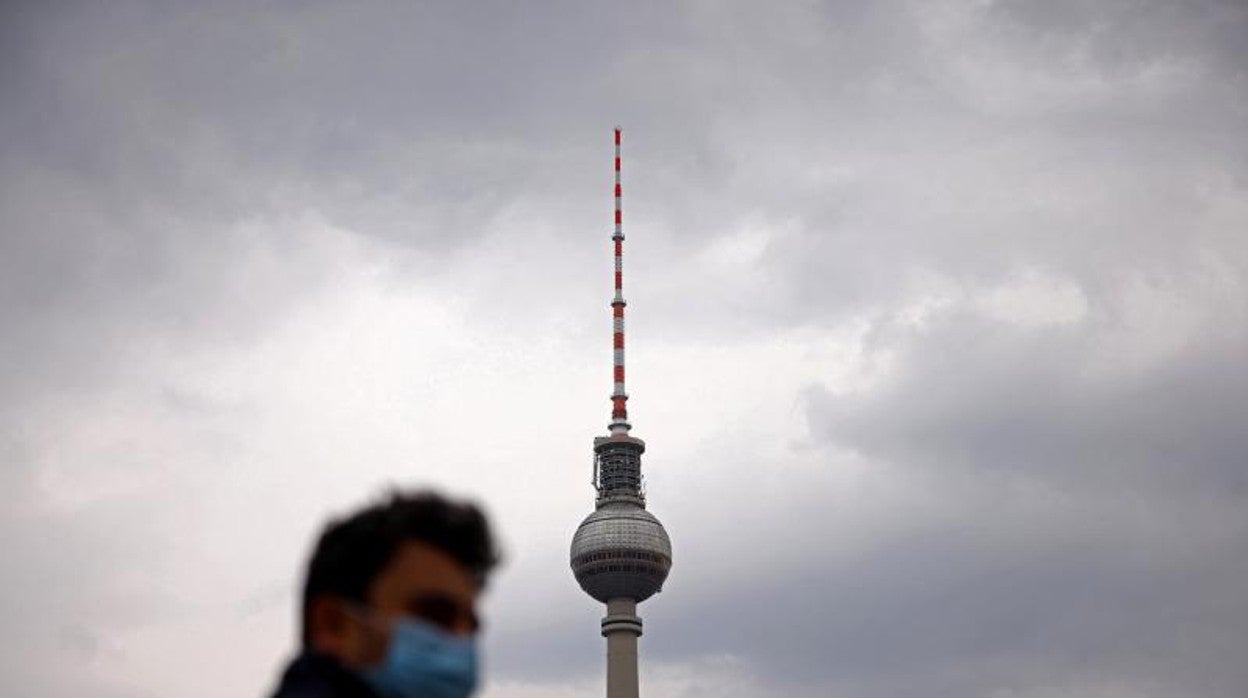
[299,490,499,668]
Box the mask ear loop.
[339,600,393,661]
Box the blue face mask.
[361,617,479,698]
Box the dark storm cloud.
[603,315,1248,694]
[0,0,733,409]
[648,3,1247,693]
[778,314,1248,694]
[636,0,1248,336]
[0,0,613,486]
[636,2,1247,691]
[814,309,1248,494]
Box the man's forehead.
[371,539,477,602]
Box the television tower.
[570,127,673,698]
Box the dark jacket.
[270,653,380,698]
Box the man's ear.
[306,595,351,657]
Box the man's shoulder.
[269,652,379,698]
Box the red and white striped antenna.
[610,126,630,434]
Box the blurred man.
[270,490,500,698]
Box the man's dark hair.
[300,489,499,647]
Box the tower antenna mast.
[610,126,630,434]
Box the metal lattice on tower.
[570,128,673,698]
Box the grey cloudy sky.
[2,1,1246,696]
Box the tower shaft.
[603,599,642,698]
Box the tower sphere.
[570,502,672,603]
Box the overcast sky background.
[2,1,1246,696]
